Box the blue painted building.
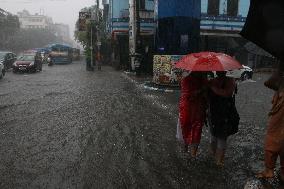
[108,0,155,37]
[105,0,156,71]
[154,0,201,55]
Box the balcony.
[119,9,154,20]
[139,10,154,19]
[120,9,129,18]
[201,13,247,22]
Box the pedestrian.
[178,71,208,158]
[208,71,239,166]
[96,52,102,71]
[256,70,284,183]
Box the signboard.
[79,11,91,31]
[153,55,185,86]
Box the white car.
[226,65,253,80]
[0,62,5,79]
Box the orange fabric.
[264,150,284,175]
[265,92,284,153]
[264,91,284,175]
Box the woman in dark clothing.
[208,71,237,166]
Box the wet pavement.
[0,61,282,189]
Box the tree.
[0,12,20,50]
[8,28,64,53]
[0,10,63,53]
[74,5,110,59]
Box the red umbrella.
[175,52,242,71]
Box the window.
[227,0,239,17]
[207,0,220,16]
[138,0,145,10]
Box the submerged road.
[0,61,280,189]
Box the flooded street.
[0,61,279,189]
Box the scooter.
[47,57,53,66]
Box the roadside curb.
[122,71,179,93]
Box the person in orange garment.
[179,72,208,158]
[208,71,237,166]
[257,71,284,183]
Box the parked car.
[0,51,17,70]
[207,65,254,81]
[0,61,5,79]
[12,52,42,73]
[226,65,253,80]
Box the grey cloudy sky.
[1,0,99,39]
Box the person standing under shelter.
[208,71,238,166]
[179,72,208,158]
[257,71,284,183]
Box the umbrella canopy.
[240,0,284,62]
[175,52,242,71]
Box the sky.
[0,0,100,40]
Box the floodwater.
[0,61,282,189]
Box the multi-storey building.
[200,0,276,68]
[200,0,249,55]
[53,23,71,43]
[201,0,249,36]
[108,0,155,37]
[106,0,155,71]
[17,10,53,30]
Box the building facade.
[155,0,201,55]
[108,0,155,37]
[106,0,155,71]
[200,0,250,66]
[200,0,277,68]
[200,0,249,36]
[17,10,53,30]
[53,23,71,43]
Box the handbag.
[225,97,240,136]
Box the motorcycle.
[47,57,53,66]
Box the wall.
[156,0,200,19]
[109,0,155,35]
[155,0,201,55]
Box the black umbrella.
[240,0,284,64]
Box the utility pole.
[129,0,137,71]
[96,0,102,70]
[129,0,141,74]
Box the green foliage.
[0,14,20,50]
[8,29,64,53]
[74,5,110,58]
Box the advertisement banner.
[153,55,185,86]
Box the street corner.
[122,71,180,93]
